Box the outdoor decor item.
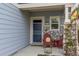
[51,30,60,40]
[71,8,79,21]
[51,30,62,47]
[37,32,53,56]
[43,32,53,54]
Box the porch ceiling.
[20,5,64,12]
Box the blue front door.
[33,20,42,42]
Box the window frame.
[50,16,60,30]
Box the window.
[50,17,59,29]
[50,17,60,40]
[43,18,50,33]
[68,7,71,19]
[51,24,58,29]
[68,7,71,12]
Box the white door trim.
[30,16,44,45]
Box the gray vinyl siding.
[30,11,64,24]
[0,3,30,56]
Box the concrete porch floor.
[13,46,64,56]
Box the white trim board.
[30,16,44,45]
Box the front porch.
[13,45,64,56]
[0,3,79,56]
[18,4,65,56]
[14,4,79,56]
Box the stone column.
[64,4,77,56]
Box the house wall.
[0,3,30,56]
[30,11,65,34]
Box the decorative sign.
[71,8,79,21]
[51,30,60,40]
[46,37,51,42]
[71,10,78,20]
